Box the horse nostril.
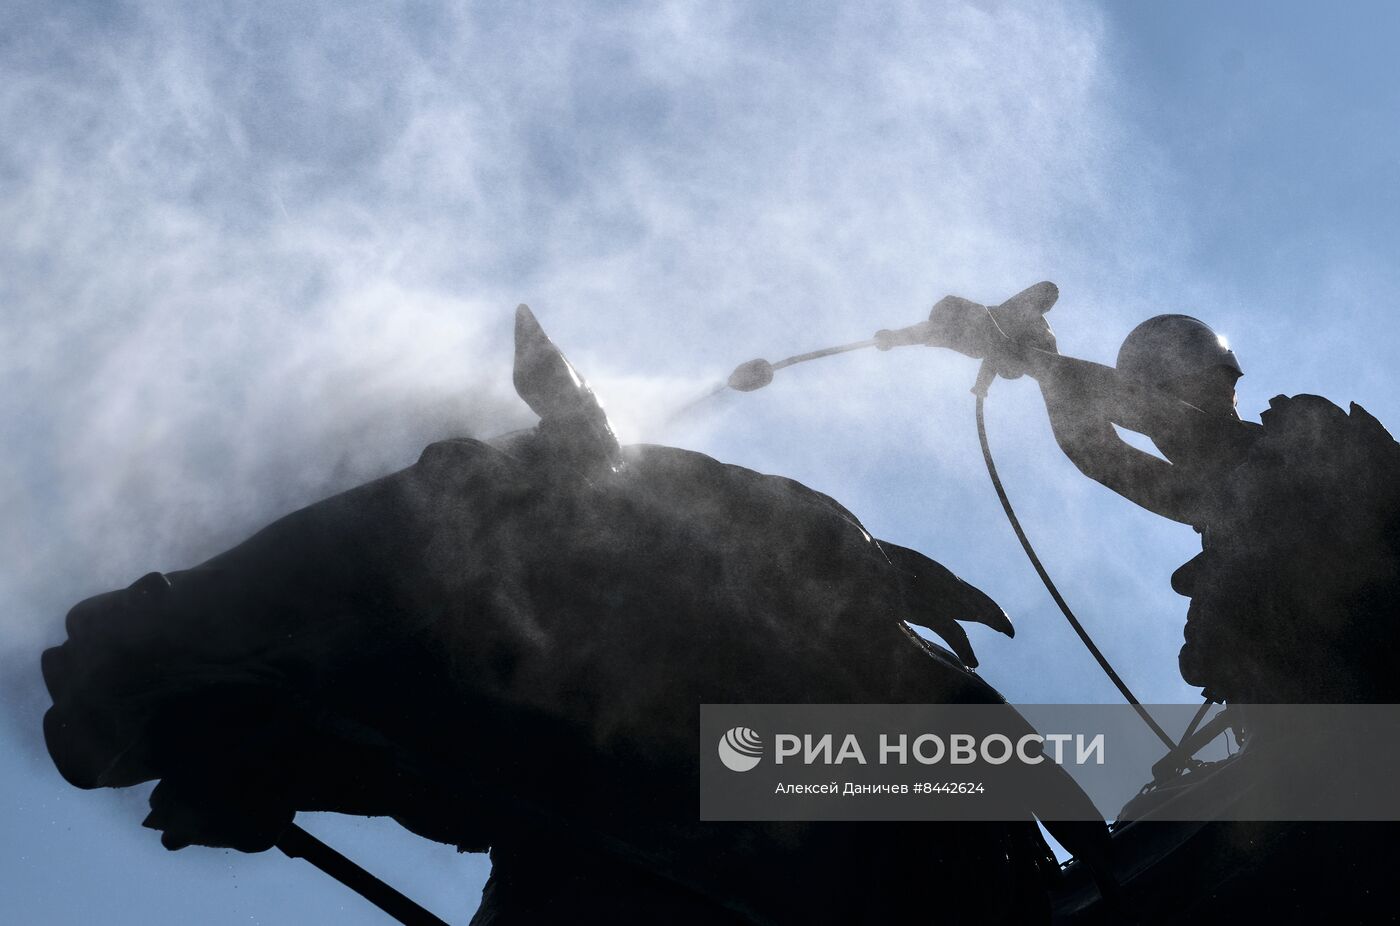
[64,590,123,639]
[62,574,171,642]
[1171,553,1206,597]
[127,572,172,598]
[40,645,69,700]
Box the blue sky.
[4,2,1399,922]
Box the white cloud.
[2,0,1190,713]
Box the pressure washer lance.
[709,283,1180,752]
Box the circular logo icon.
[718,726,763,772]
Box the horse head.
[42,307,1105,923]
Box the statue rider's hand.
[925,295,1058,380]
[924,295,994,359]
[1005,309,1057,357]
[994,308,1058,380]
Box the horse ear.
[514,305,585,419]
[512,304,622,470]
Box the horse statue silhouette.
[42,306,1114,924]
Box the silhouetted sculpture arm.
[1022,350,1247,527]
[923,290,1253,526]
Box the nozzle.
[727,358,775,392]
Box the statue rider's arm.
[1020,350,1209,525]
[919,292,1251,525]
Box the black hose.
[974,387,1178,752]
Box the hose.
[973,381,1178,752]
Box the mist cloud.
[2,0,1189,722]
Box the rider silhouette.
[930,294,1400,704]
